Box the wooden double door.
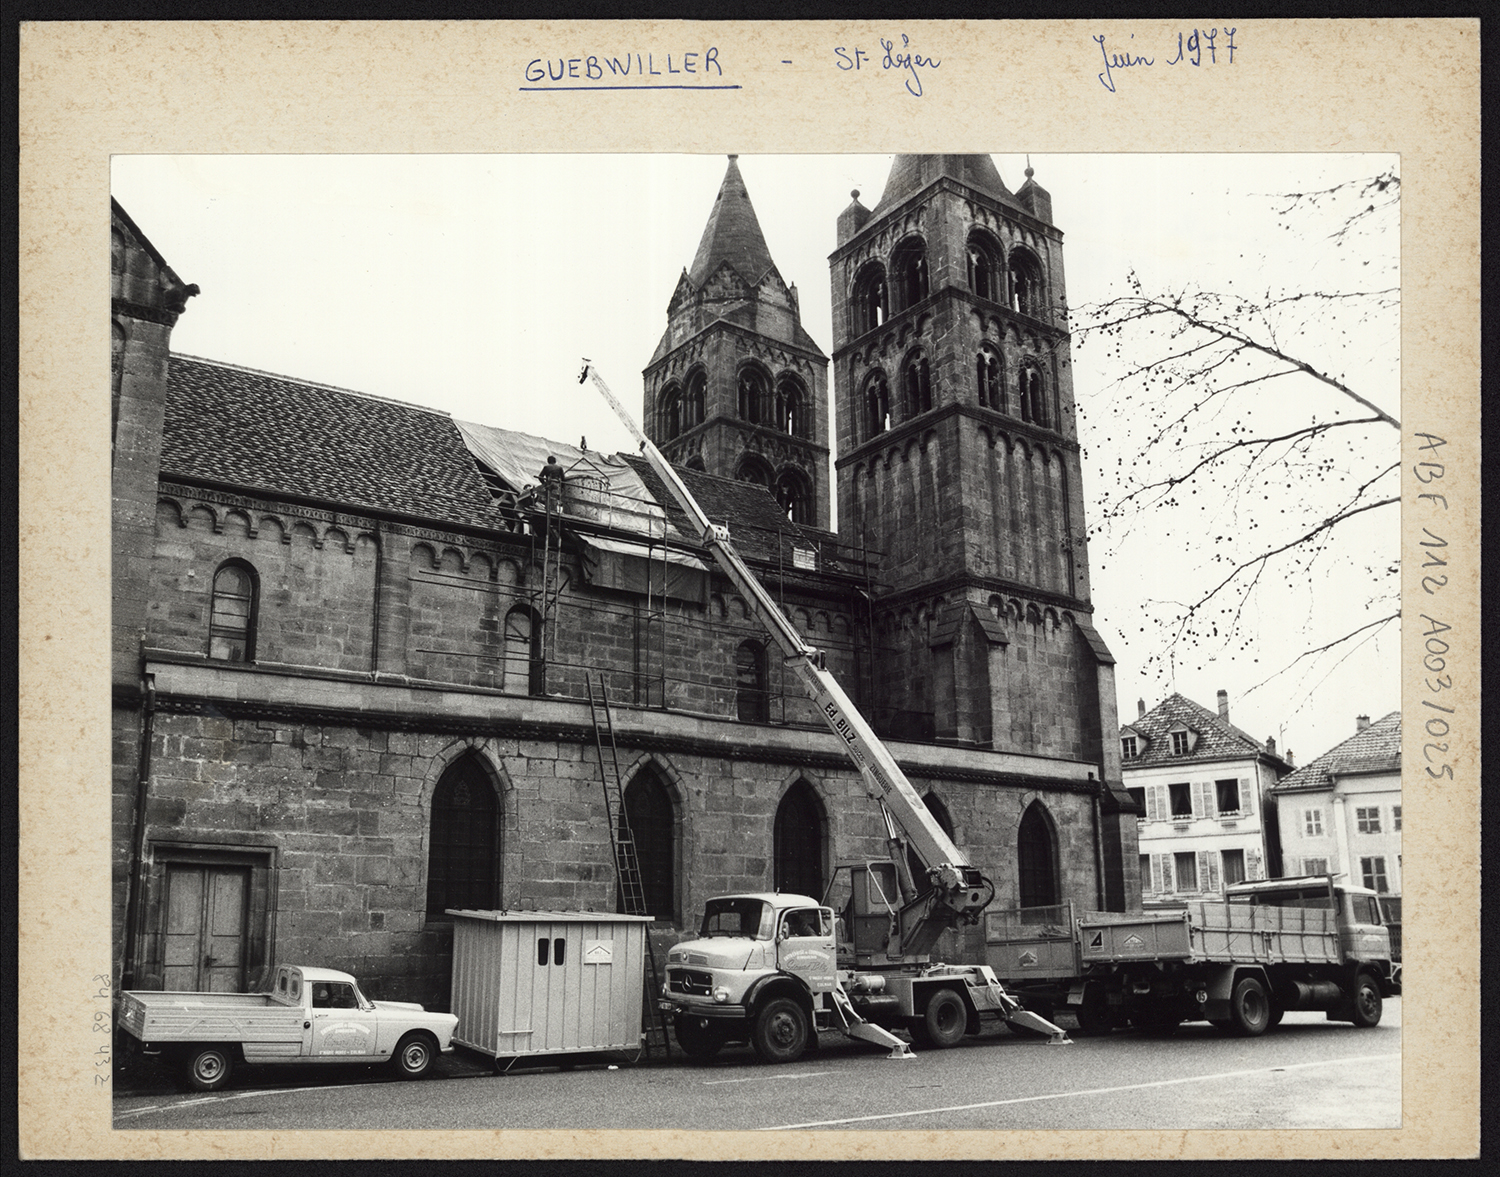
[162,864,250,992]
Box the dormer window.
[1120,735,1138,760]
[1171,731,1190,756]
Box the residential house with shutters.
[1271,712,1402,906]
[1120,691,1291,905]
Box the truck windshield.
[700,898,774,940]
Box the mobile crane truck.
[580,362,1070,1064]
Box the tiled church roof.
[687,155,778,287]
[1274,712,1402,793]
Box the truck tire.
[1350,974,1383,1028]
[673,1016,725,1061]
[1074,997,1115,1037]
[392,1032,437,1078]
[183,1045,235,1092]
[914,989,967,1049]
[1228,976,1272,1037]
[750,996,809,1064]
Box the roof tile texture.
[1121,692,1271,767]
[1274,711,1401,792]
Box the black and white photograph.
[105,151,1404,1131]
[19,18,1478,1162]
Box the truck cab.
[662,893,837,1063]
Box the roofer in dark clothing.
[539,455,565,511]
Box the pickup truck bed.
[118,991,305,1055]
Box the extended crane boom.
[580,361,992,944]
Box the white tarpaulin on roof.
[580,535,709,605]
[454,419,679,539]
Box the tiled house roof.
[162,356,507,530]
[1273,712,1402,793]
[1121,692,1276,768]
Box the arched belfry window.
[774,781,825,899]
[1019,364,1048,427]
[1017,802,1059,908]
[902,350,933,418]
[775,374,809,438]
[863,370,891,440]
[503,604,542,696]
[967,231,1003,302]
[209,560,258,662]
[738,365,771,425]
[621,766,676,921]
[977,345,1004,410]
[852,262,888,336]
[683,369,707,429]
[773,467,813,525]
[1009,249,1045,319]
[735,640,769,722]
[891,238,929,312]
[734,454,774,489]
[426,753,501,915]
[659,383,683,440]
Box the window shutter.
[1197,850,1221,895]
[1146,786,1164,823]
[1246,846,1264,880]
[1194,781,1215,819]
[1154,853,1174,893]
[1239,778,1254,816]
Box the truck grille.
[667,968,714,997]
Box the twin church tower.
[642,154,1119,797]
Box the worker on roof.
[539,455,566,511]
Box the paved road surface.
[113,1001,1400,1132]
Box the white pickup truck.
[117,965,459,1091]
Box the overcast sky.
[111,152,1400,764]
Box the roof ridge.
[172,353,455,418]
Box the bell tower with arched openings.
[829,155,1121,782]
[644,156,831,530]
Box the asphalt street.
[112,1000,1401,1132]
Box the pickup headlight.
[713,987,731,1003]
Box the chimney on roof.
[1137,699,1146,718]
[1286,750,1296,766]
[1357,714,1370,732]
[1217,689,1229,720]
[1266,736,1277,755]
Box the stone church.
[111,155,1140,1007]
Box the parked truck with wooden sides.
[985,876,1396,1037]
[117,965,459,1090]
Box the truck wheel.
[914,989,967,1049]
[393,1032,437,1078]
[1074,998,1115,1037]
[183,1046,234,1092]
[750,997,809,1064]
[1228,977,1271,1037]
[1350,975,1383,1028]
[673,1016,724,1061]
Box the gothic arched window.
[863,370,892,440]
[902,350,933,418]
[209,560,258,662]
[738,365,771,425]
[775,374,809,438]
[891,238,929,312]
[851,262,888,336]
[503,604,542,696]
[658,382,683,440]
[1018,802,1059,908]
[967,231,1003,302]
[977,345,1004,410]
[622,766,676,921]
[683,368,707,429]
[426,753,501,915]
[1009,248,1045,319]
[734,454,774,489]
[906,792,956,895]
[735,639,769,722]
[774,781,824,899]
[773,468,813,525]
